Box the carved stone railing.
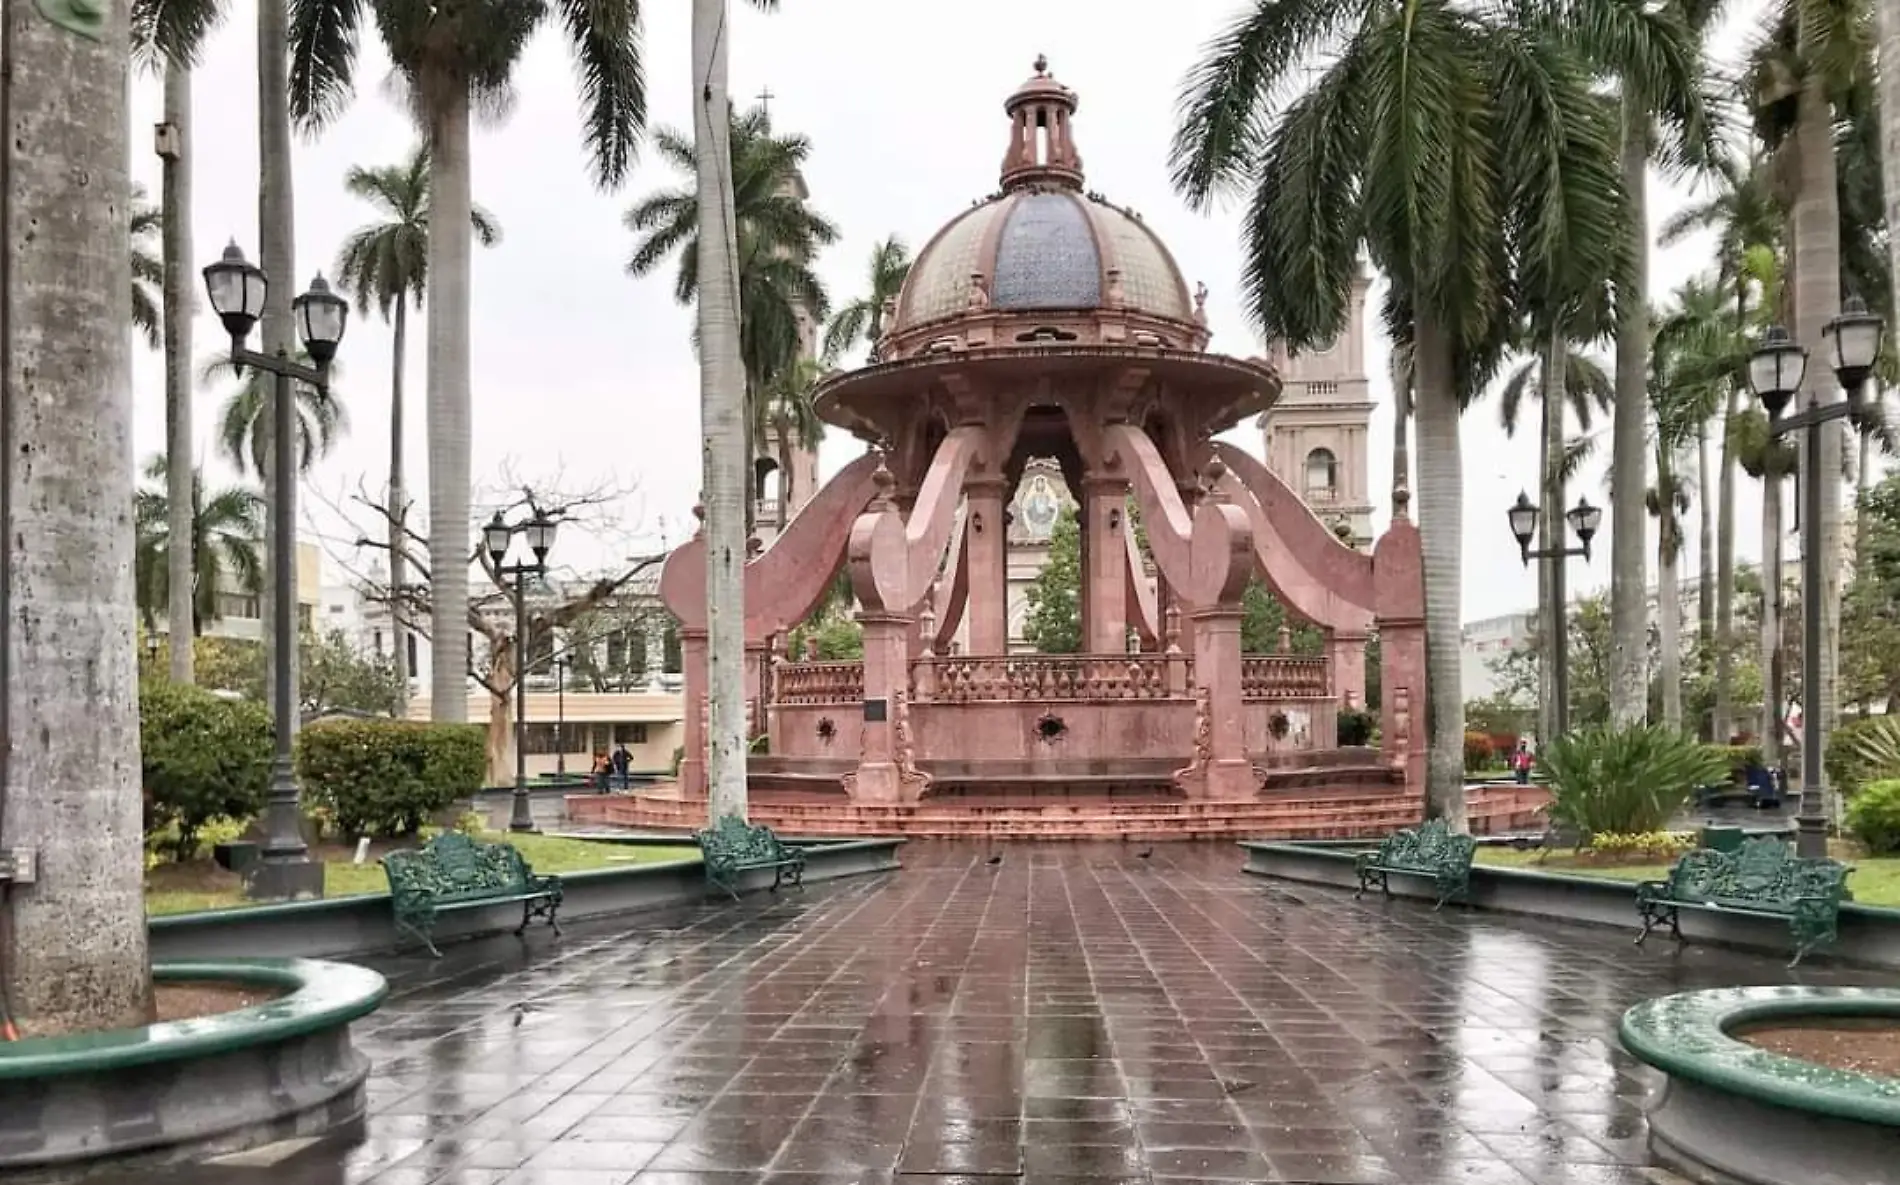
[773,660,865,704]
[1241,655,1330,700]
[915,655,1183,702]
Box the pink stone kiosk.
[575,61,1543,840]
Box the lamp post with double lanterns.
[202,241,347,898]
[1746,295,1885,858]
[1506,492,1602,737]
[485,509,558,832]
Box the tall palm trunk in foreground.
[1789,55,1842,774]
[1413,318,1467,832]
[1608,104,1651,727]
[0,0,153,1033]
[388,296,411,712]
[695,0,749,822]
[426,82,475,724]
[162,63,195,679]
[1714,385,1738,740]
[1880,4,1900,342]
[258,0,296,714]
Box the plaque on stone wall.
[863,698,888,723]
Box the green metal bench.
[1635,837,1851,967]
[381,831,563,957]
[694,816,805,901]
[1354,817,1477,909]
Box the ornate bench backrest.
[1668,838,1846,906]
[695,816,785,863]
[385,831,531,900]
[1376,818,1472,870]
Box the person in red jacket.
[1511,740,1535,785]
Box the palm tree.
[335,144,501,711]
[1659,149,1781,741]
[134,457,265,635]
[1171,0,1659,827]
[626,103,837,401]
[823,236,911,363]
[1,0,151,1030]
[1881,4,1900,338]
[1604,0,1720,729]
[289,0,649,726]
[129,188,163,350]
[204,352,347,477]
[1498,335,1611,742]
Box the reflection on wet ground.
[105,840,1882,1184]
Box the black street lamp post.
[553,656,569,778]
[485,510,557,832]
[1506,492,1602,737]
[1747,296,1885,859]
[202,241,347,899]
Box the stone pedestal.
[679,629,708,797]
[1182,606,1257,800]
[965,479,1009,655]
[1331,630,1368,709]
[1083,475,1129,653]
[845,612,926,804]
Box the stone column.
[1330,629,1369,709]
[1377,615,1426,794]
[1189,605,1255,799]
[847,611,915,803]
[1083,475,1129,654]
[678,628,708,796]
[964,478,1009,654]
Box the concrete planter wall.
[0,959,385,1179]
[1620,987,1900,1185]
[1239,840,1900,969]
[151,837,902,963]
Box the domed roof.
[879,58,1206,357]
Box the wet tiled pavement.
[112,841,1884,1185]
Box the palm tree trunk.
[1412,312,1467,832]
[695,0,749,823]
[1608,101,1651,727]
[1762,473,1784,769]
[1659,451,1682,731]
[1880,1,1900,363]
[258,0,297,718]
[1539,329,1565,745]
[0,0,154,1032]
[425,84,474,724]
[776,425,792,530]
[1714,384,1738,741]
[1790,60,1843,763]
[1854,427,1871,558]
[1696,418,1714,734]
[388,298,410,716]
[162,64,194,683]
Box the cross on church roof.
[757,86,774,116]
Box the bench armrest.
[1634,879,1670,904]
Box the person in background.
[611,743,632,790]
[1511,739,1535,785]
[592,752,612,793]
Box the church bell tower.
[1259,268,1375,549]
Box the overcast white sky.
[130,0,1820,623]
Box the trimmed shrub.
[140,681,271,861]
[1846,779,1900,855]
[1336,709,1375,748]
[1828,716,1900,798]
[1539,724,1730,839]
[1464,731,1494,773]
[296,719,486,840]
[1585,831,1696,861]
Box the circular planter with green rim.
[0,958,386,1178]
[1619,986,1900,1185]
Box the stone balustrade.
[1241,655,1330,700]
[914,654,1182,702]
[773,660,865,704]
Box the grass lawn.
[145,832,699,917]
[1474,843,1900,907]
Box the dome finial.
[1001,52,1084,192]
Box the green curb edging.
[0,958,387,1080]
[1619,987,1900,1127]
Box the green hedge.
[296,719,486,840]
[1828,716,1900,798]
[1337,708,1375,748]
[1846,779,1900,855]
[140,681,271,862]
